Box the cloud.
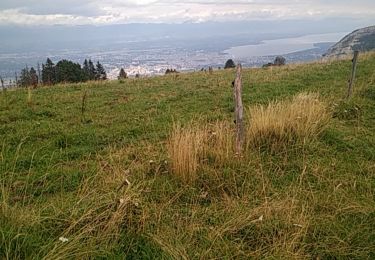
[0,0,375,25]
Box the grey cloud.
[0,0,375,25]
[0,0,102,16]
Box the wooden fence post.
[347,51,359,99]
[0,76,4,91]
[234,64,244,155]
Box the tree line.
[6,57,286,89]
[17,58,107,88]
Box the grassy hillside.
[1,53,375,259]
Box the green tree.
[224,59,236,69]
[95,61,107,80]
[55,60,84,83]
[88,59,96,80]
[42,58,56,85]
[118,68,127,80]
[20,66,31,87]
[83,59,90,81]
[29,67,38,88]
[37,63,41,84]
[82,59,96,81]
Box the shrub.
[118,68,127,80]
[274,56,286,66]
[225,59,236,69]
[165,69,179,75]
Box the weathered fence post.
[0,76,4,92]
[234,64,244,155]
[347,50,359,99]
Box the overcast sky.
[1,0,375,26]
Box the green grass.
[1,53,375,259]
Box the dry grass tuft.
[246,92,330,150]
[168,93,330,183]
[206,121,235,166]
[167,121,236,183]
[167,123,207,183]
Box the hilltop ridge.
[325,25,375,57]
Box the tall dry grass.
[167,121,235,183]
[206,121,235,166]
[168,93,330,183]
[246,92,330,150]
[167,123,207,183]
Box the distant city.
[0,39,336,85]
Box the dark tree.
[20,66,31,87]
[42,58,56,85]
[82,59,96,81]
[95,61,107,80]
[224,59,236,69]
[165,69,178,75]
[88,60,96,80]
[118,68,127,80]
[55,60,84,83]
[83,59,90,81]
[274,56,286,66]
[15,72,19,87]
[30,67,38,88]
[37,63,41,84]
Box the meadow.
[1,53,374,259]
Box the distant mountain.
[324,25,375,57]
[0,18,373,53]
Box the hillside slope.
[325,25,375,57]
[1,53,375,259]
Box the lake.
[225,32,347,58]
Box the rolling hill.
[1,53,375,259]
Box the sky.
[0,0,375,26]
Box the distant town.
[0,40,334,87]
